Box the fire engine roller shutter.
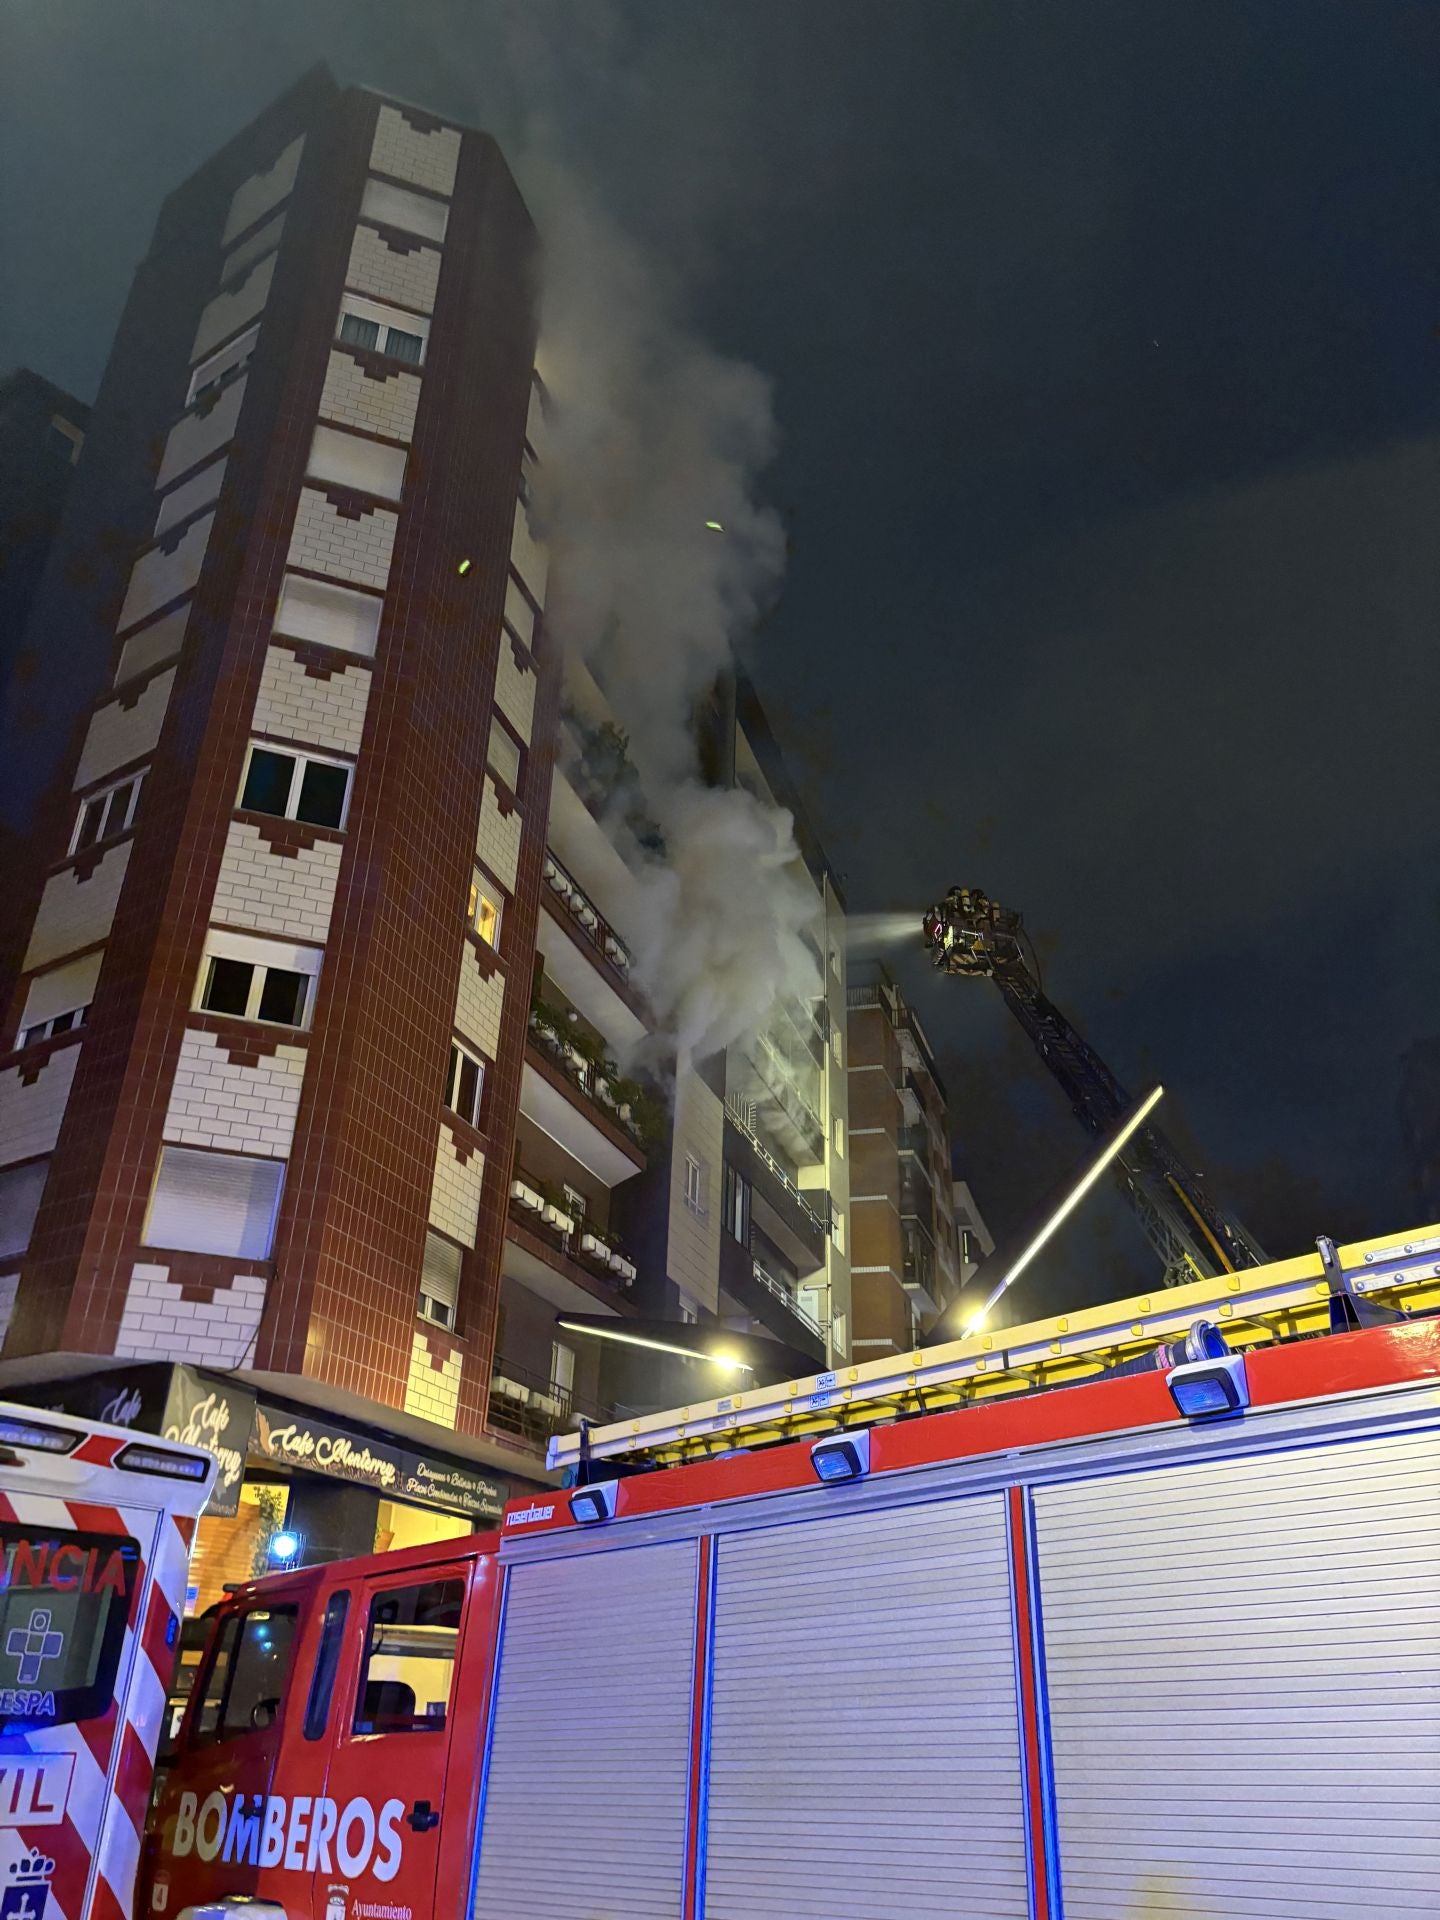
[1032,1425,1440,1918]
[705,1492,1031,1919]
[472,1540,699,1919]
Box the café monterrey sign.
[253,1403,505,1519]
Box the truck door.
[310,1563,468,1920]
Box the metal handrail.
[543,847,632,974]
[751,1261,823,1337]
[723,1098,828,1237]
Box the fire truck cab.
[0,1403,216,1920]
[147,1223,1440,1920]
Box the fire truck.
[0,1404,216,1920]
[145,1223,1440,1920]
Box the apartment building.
[846,962,963,1356]
[0,69,847,1589]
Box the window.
[562,1184,586,1223]
[20,1004,88,1048]
[831,1206,845,1254]
[194,1606,298,1743]
[419,1230,461,1330]
[144,1146,285,1259]
[677,1294,699,1325]
[488,717,522,792]
[0,1521,138,1730]
[353,1579,463,1734]
[360,178,449,244]
[72,774,143,854]
[722,1162,750,1245]
[831,1028,843,1070]
[186,324,260,407]
[196,933,322,1029]
[831,1310,848,1361]
[468,873,502,949]
[337,295,430,367]
[239,743,351,829]
[304,1592,349,1741]
[832,1115,845,1159]
[684,1154,706,1215]
[445,1043,483,1126]
[550,1342,575,1400]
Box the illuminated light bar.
[555,1320,754,1372]
[114,1442,210,1481]
[0,1416,82,1455]
[965,1085,1166,1335]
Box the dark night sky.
[5,1,1439,1314]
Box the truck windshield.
[0,1521,139,1731]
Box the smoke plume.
[525,166,822,1059]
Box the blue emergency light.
[267,1529,301,1564]
[1166,1352,1249,1420]
[568,1480,619,1525]
[809,1429,870,1483]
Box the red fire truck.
[0,1404,216,1920]
[145,1224,1440,1919]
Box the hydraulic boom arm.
[922,887,1265,1286]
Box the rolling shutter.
[705,1494,1030,1919]
[1033,1426,1440,1918]
[143,1146,283,1258]
[473,1541,698,1919]
[420,1231,461,1318]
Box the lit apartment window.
[684,1154,706,1214]
[468,873,503,949]
[72,773,143,854]
[20,1004,88,1048]
[196,932,322,1029]
[337,295,428,366]
[239,743,351,829]
[445,1042,483,1126]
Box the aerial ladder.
[921,885,1266,1287]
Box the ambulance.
[0,1403,216,1920]
[146,1225,1440,1919]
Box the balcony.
[724,1103,828,1279]
[488,1355,617,1452]
[717,1233,826,1366]
[507,1170,638,1301]
[902,1224,940,1317]
[752,1259,824,1340]
[727,1021,825,1168]
[522,1003,650,1188]
[536,849,647,1055]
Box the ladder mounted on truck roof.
[548,1222,1440,1472]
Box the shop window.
[468,873,502,949]
[197,931,322,1029]
[722,1162,750,1245]
[304,1592,350,1740]
[353,1578,464,1734]
[337,293,430,365]
[239,742,351,829]
[445,1042,483,1126]
[20,1004,88,1048]
[194,1605,298,1743]
[72,772,143,854]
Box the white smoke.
[526,165,823,1059]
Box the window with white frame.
[562,1184,586,1223]
[677,1293,699,1325]
[20,1005,88,1048]
[196,931,323,1029]
[336,294,428,366]
[832,1114,845,1159]
[684,1154,706,1215]
[831,1026,843,1070]
[550,1341,576,1400]
[445,1041,483,1126]
[831,1205,845,1254]
[488,717,522,793]
[468,872,502,949]
[239,742,351,829]
[72,773,143,855]
[419,1230,461,1330]
[187,324,260,407]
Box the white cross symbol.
[6,1610,63,1686]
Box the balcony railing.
[527,1009,648,1150]
[724,1096,828,1239]
[508,1169,638,1285]
[752,1259,824,1338]
[542,848,632,976]
[488,1355,615,1449]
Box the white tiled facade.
[495,634,537,743]
[115,606,190,688]
[345,225,442,313]
[455,946,505,1059]
[371,105,460,197]
[286,487,397,591]
[319,350,421,442]
[190,255,275,363]
[74,668,175,789]
[428,1126,484,1246]
[404,1327,462,1428]
[156,377,247,490]
[213,821,341,944]
[115,1263,266,1368]
[25,843,132,970]
[162,1028,307,1156]
[0,1045,82,1167]
[253,646,371,757]
[222,134,304,247]
[117,513,214,632]
[476,774,521,891]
